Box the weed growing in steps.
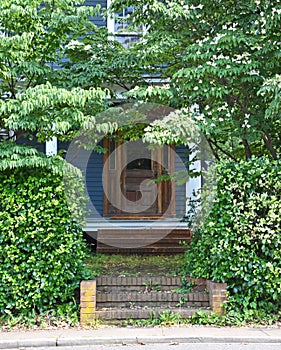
[120,309,281,328]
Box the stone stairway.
[80,276,226,323]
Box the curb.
[1,336,281,348]
[0,339,56,349]
[58,336,281,346]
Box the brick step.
[94,307,211,320]
[96,276,183,286]
[96,276,207,287]
[97,286,185,293]
[97,291,209,303]
[96,291,209,309]
[97,301,209,309]
[80,278,227,323]
[96,277,209,310]
[96,286,207,293]
[96,276,207,293]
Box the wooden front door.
[103,138,175,218]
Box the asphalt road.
[9,343,281,350]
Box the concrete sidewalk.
[0,326,281,348]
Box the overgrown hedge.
[185,157,281,316]
[0,167,88,321]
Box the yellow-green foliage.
[185,157,281,316]
[0,165,88,319]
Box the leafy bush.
[185,157,281,316]
[0,165,88,321]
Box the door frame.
[103,138,176,218]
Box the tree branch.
[26,72,36,90]
[219,77,253,159]
[206,138,220,161]
[262,132,278,160]
[209,138,238,161]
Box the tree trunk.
[262,133,278,160]
[242,138,252,160]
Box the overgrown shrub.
[0,166,88,321]
[185,157,281,316]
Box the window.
[109,139,116,170]
[114,6,135,33]
[107,1,142,47]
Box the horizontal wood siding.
[58,141,104,217]
[50,1,107,71]
[86,150,104,216]
[84,0,107,27]
[175,145,188,218]
[17,137,45,153]
[58,142,188,219]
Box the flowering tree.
[0,0,116,170]
[110,0,281,161]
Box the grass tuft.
[85,253,185,278]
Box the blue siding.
[86,150,104,216]
[84,0,107,27]
[61,141,188,219]
[57,140,69,155]
[175,145,189,218]
[58,140,104,217]
[50,0,107,71]
[17,136,45,153]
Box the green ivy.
[185,157,281,316]
[0,166,89,321]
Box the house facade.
[44,0,202,252]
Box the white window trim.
[45,124,57,156]
[107,0,115,34]
[186,143,202,214]
[107,0,144,36]
[46,136,57,156]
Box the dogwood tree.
[110,0,281,161]
[0,0,117,169]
